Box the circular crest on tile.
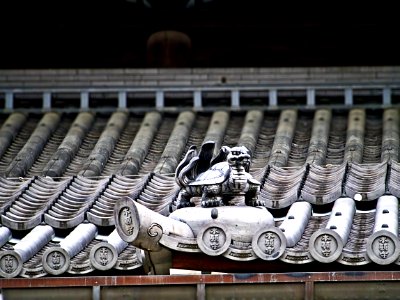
[309,229,343,263]
[197,223,231,256]
[90,242,118,271]
[0,250,23,278]
[252,227,287,260]
[366,230,400,265]
[114,198,140,243]
[42,247,70,275]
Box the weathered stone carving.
[113,143,290,274]
[175,141,262,208]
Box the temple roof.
[0,67,400,278]
[1,67,400,278]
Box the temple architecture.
[1,1,400,299]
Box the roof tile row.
[0,107,399,277]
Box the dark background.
[0,0,399,69]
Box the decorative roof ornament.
[114,197,285,266]
[113,142,290,273]
[175,141,263,208]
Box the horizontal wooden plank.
[2,271,400,289]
